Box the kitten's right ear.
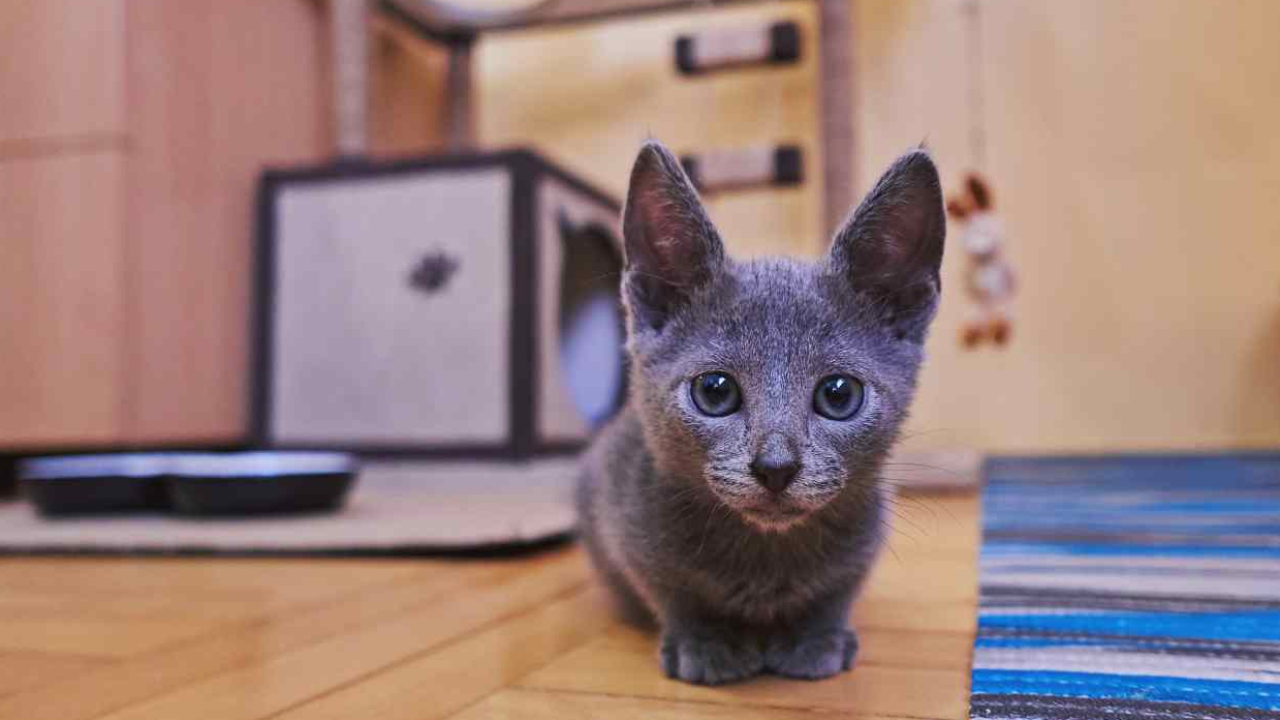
[622,141,725,332]
[828,149,945,342]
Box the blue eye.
[691,372,742,417]
[814,375,864,420]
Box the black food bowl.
[167,452,357,517]
[18,451,357,518]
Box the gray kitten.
[577,140,944,685]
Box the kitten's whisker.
[879,487,961,526]
[875,514,919,554]
[692,492,730,561]
[871,476,911,484]
[879,526,910,563]
[893,427,960,443]
[880,460,969,481]
[878,502,932,541]
[878,488,941,521]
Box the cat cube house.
[252,149,625,459]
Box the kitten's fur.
[577,140,945,685]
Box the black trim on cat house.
[251,149,624,460]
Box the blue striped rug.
[971,455,1280,720]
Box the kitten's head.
[620,141,944,531]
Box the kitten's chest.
[675,539,844,624]
[668,514,880,624]
[711,571,822,623]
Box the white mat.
[0,458,578,555]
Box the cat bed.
[0,458,576,555]
[254,148,624,456]
[969,453,1280,719]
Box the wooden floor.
[0,490,979,720]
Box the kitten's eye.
[690,372,742,417]
[813,375,864,420]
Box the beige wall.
[2,0,1278,452]
[910,0,1280,452]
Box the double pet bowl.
[18,452,357,517]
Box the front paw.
[660,631,764,685]
[765,628,858,680]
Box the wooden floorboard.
[91,552,590,720]
[0,649,107,699]
[517,633,971,720]
[0,556,555,720]
[451,688,923,720]
[0,491,979,719]
[271,586,616,720]
[0,615,221,658]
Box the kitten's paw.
[659,632,764,685]
[765,628,858,680]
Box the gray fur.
[577,140,945,685]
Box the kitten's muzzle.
[750,434,801,494]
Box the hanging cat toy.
[946,173,1016,348]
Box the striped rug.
[971,455,1280,720]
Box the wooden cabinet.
[0,1,126,144]
[0,0,128,447]
[477,1,823,259]
[0,153,127,445]
[121,0,328,443]
[0,0,328,449]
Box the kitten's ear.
[621,140,725,331]
[828,149,945,342]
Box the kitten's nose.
[750,436,800,494]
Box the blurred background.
[2,0,1278,459]
[0,3,1278,715]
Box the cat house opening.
[555,214,626,429]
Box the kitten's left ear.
[828,149,945,342]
